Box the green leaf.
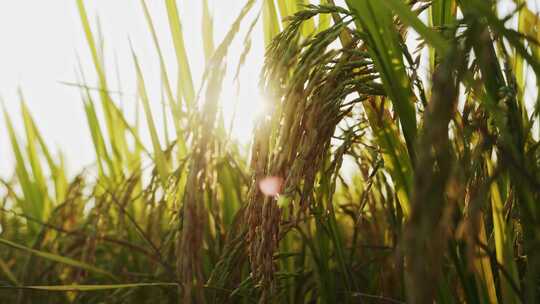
[0,237,117,281]
[263,0,281,46]
[485,155,520,304]
[346,0,417,161]
[164,0,196,109]
[3,105,43,227]
[7,282,177,291]
[0,258,19,286]
[202,0,215,62]
[382,0,450,55]
[132,51,170,188]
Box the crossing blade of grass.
[382,0,450,54]
[132,51,170,188]
[5,282,178,291]
[19,99,46,193]
[0,237,117,281]
[77,56,151,160]
[0,257,19,286]
[82,92,117,179]
[76,0,116,134]
[76,0,107,91]
[85,106,110,178]
[21,101,68,203]
[77,0,134,172]
[140,0,182,138]
[205,0,256,73]
[164,0,195,109]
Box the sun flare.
[220,78,266,143]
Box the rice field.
[1,0,540,303]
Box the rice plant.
[1,0,540,303]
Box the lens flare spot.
[259,176,283,197]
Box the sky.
[0,0,265,175]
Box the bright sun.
[219,68,266,144]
